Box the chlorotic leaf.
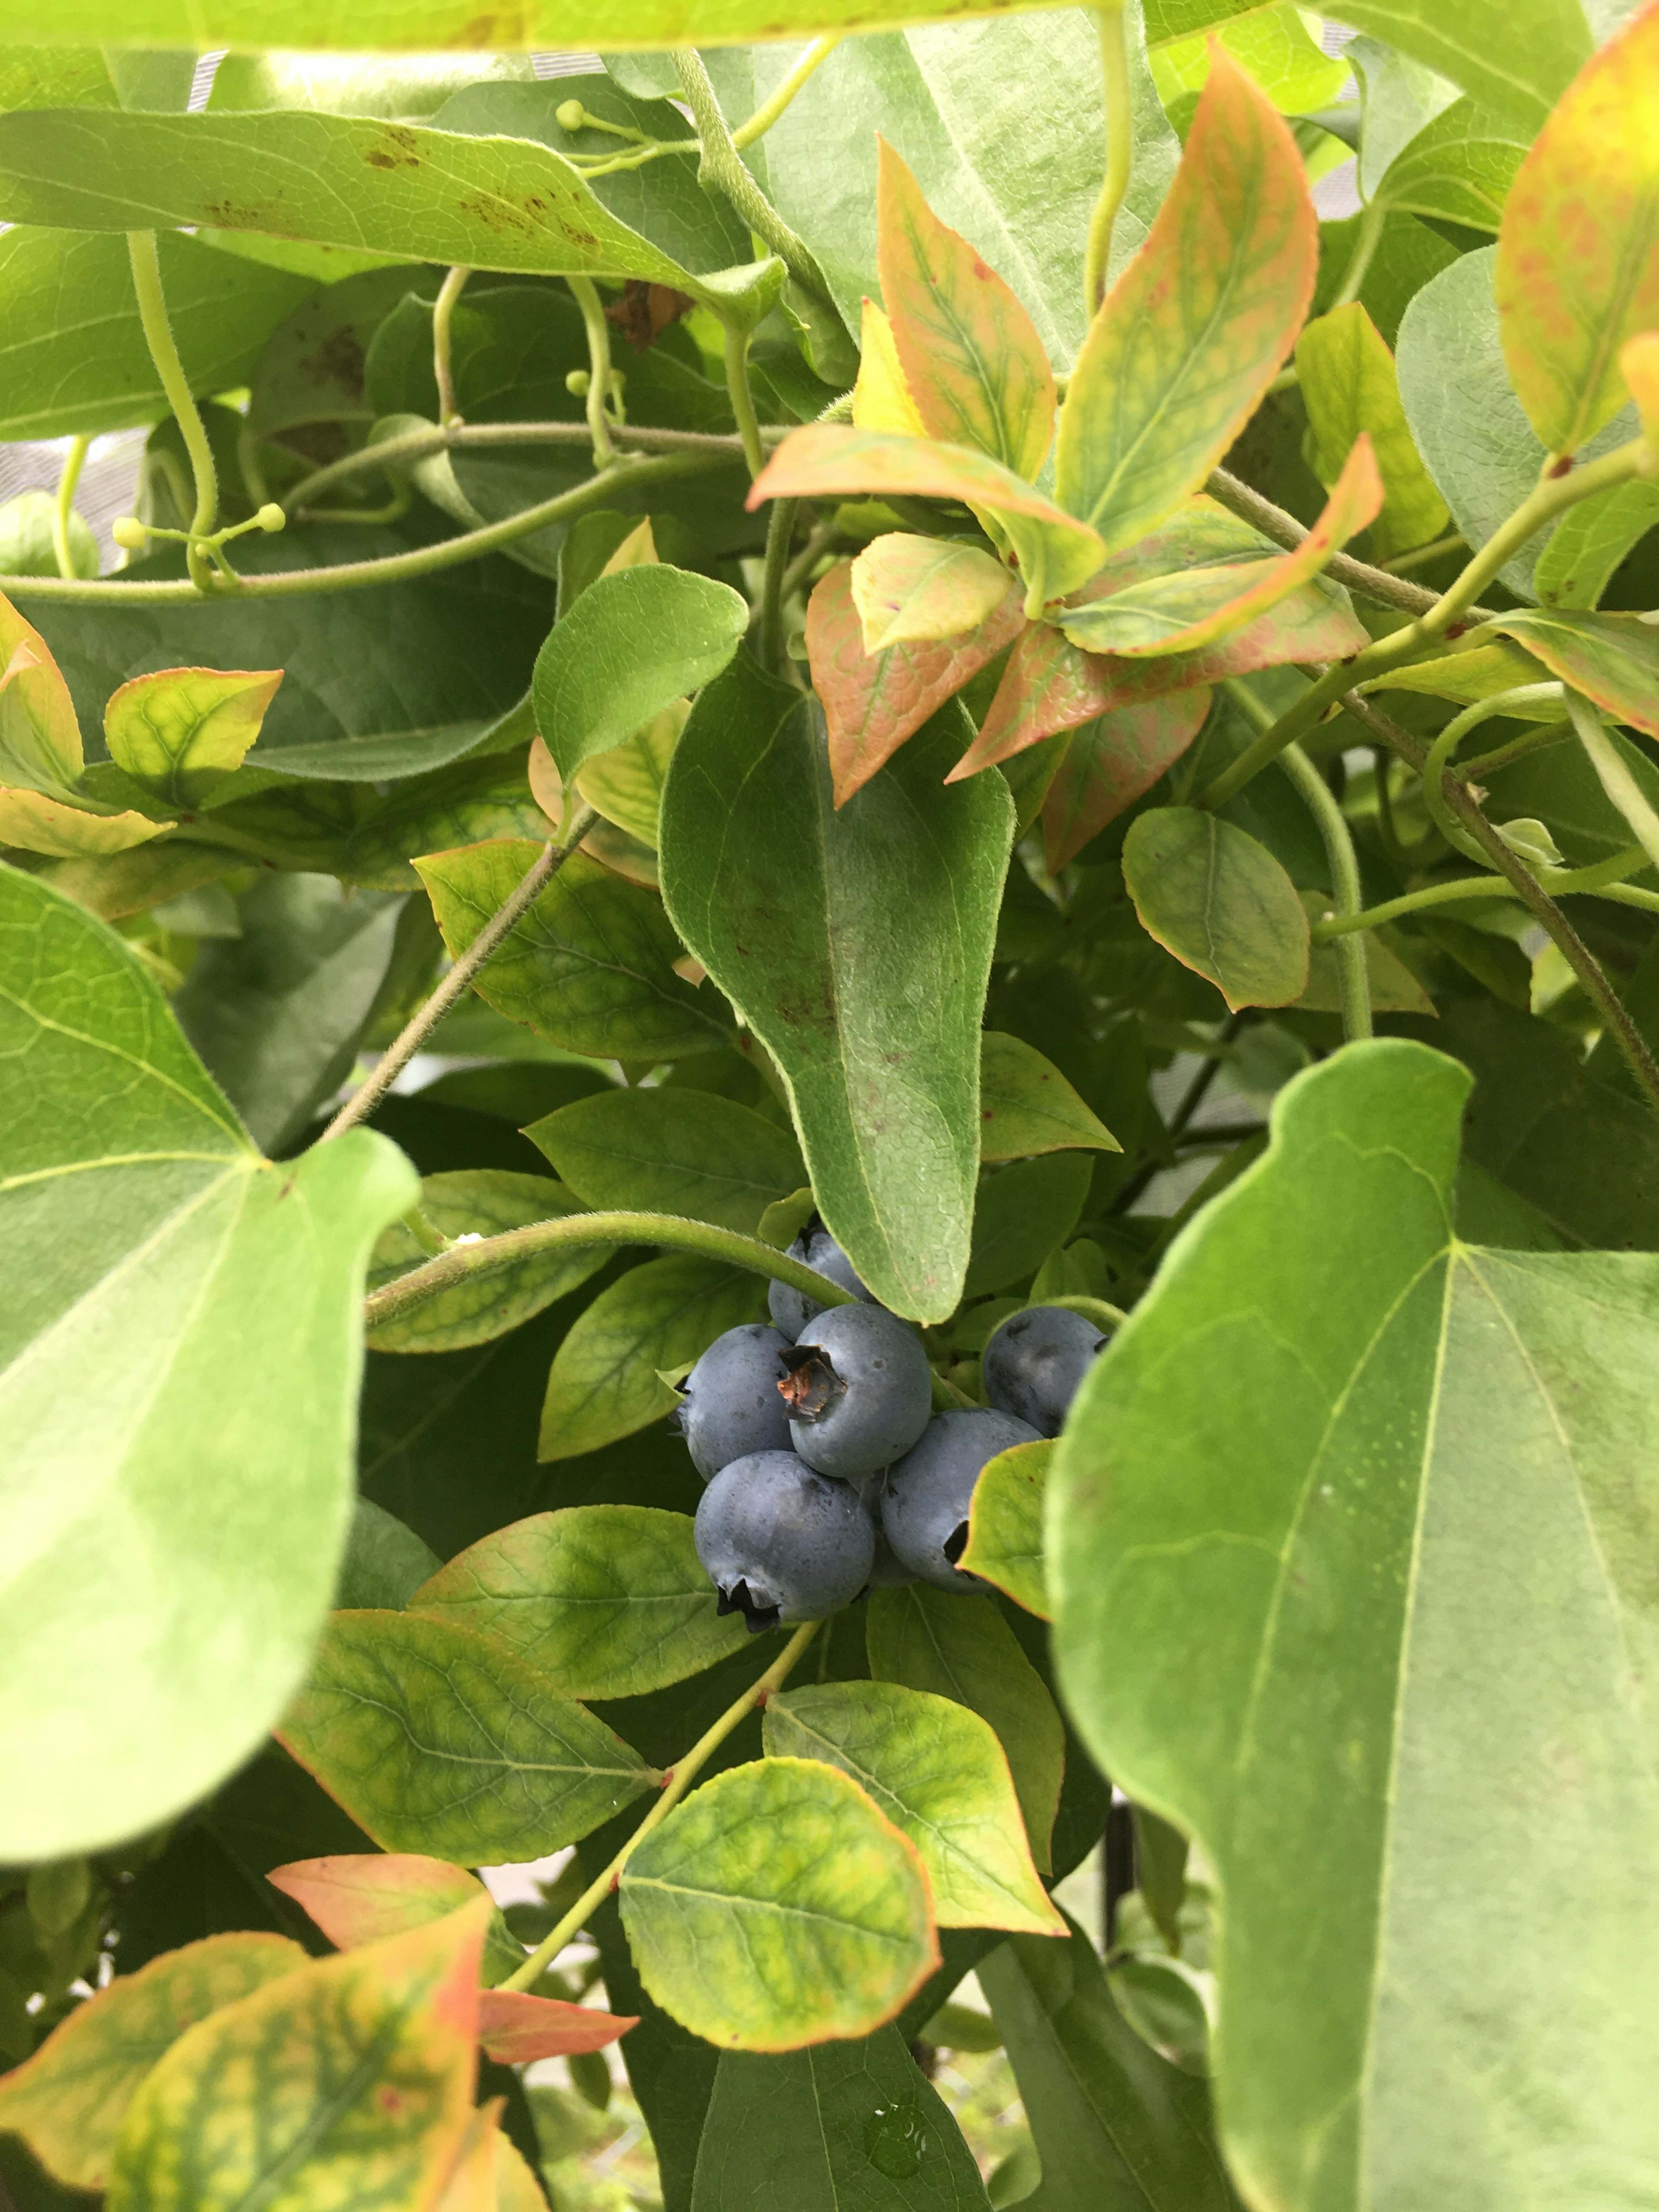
[1052,1038,1659,2206]
[409,1505,749,1700]
[958,1438,1051,1619]
[525,1087,805,1235]
[763,1682,1064,1935]
[660,655,1011,1323]
[0,586,83,791]
[1056,55,1316,557]
[0,1934,306,2191]
[852,297,927,437]
[979,1031,1121,1163]
[277,1610,657,1864]
[1122,807,1310,1011]
[106,1899,490,2212]
[1039,693,1213,870]
[0,785,170,857]
[574,701,683,850]
[876,137,1055,482]
[849,532,1018,656]
[1358,639,1556,713]
[1489,607,1659,737]
[619,1758,938,2052]
[267,1853,531,1991]
[102,667,283,808]
[366,1170,605,1354]
[531,566,749,784]
[1495,4,1659,455]
[0,871,416,1861]
[1295,305,1450,562]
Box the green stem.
[1312,845,1655,938]
[1084,3,1133,321]
[760,496,798,671]
[1279,741,1373,1039]
[568,275,619,470]
[0,451,718,607]
[498,1621,821,1995]
[1420,684,1563,859]
[673,48,833,311]
[1379,531,1465,575]
[127,229,219,593]
[366,1213,858,1335]
[732,35,843,149]
[52,435,90,581]
[723,322,766,479]
[1329,201,1384,310]
[432,265,471,427]
[1566,687,1659,875]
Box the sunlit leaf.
[1490,607,1659,737]
[0,785,169,857]
[1055,55,1316,558]
[1296,306,1450,561]
[1331,0,1587,131]
[1532,477,1659,610]
[849,533,1017,655]
[958,1438,1050,1620]
[619,1757,938,2052]
[852,298,926,437]
[979,1032,1121,1163]
[473,1989,636,2065]
[1040,693,1213,870]
[1122,807,1309,1012]
[102,668,283,810]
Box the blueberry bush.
[3,0,1659,2205]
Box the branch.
[1204,467,1469,621]
[673,49,835,312]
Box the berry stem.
[497,1619,821,1994]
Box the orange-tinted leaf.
[0,594,82,792]
[268,1853,484,1951]
[0,787,171,858]
[475,1988,636,2065]
[1041,693,1213,870]
[103,667,282,807]
[877,137,1055,483]
[1058,437,1382,657]
[108,1899,489,2212]
[1496,5,1659,454]
[749,426,1105,608]
[0,1934,305,2190]
[852,300,926,437]
[433,2101,505,2212]
[1055,54,1317,557]
[1623,331,1659,450]
[1490,607,1659,735]
[849,532,1016,653]
[807,558,1026,805]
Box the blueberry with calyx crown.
[882,1408,1042,1591]
[768,1221,876,1340]
[780,1303,933,1481]
[673,1322,795,1480]
[694,1449,876,1630]
[982,1305,1108,1437]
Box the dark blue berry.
[780,1303,933,1481]
[674,1322,795,1480]
[982,1306,1107,1437]
[694,1450,876,1630]
[882,1408,1042,1591]
[768,1227,875,1340]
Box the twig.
[1205,467,1464,621]
[318,808,597,1144]
[432,265,470,427]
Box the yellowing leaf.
[1059,438,1382,658]
[959,1437,1050,1619]
[103,667,283,807]
[474,1989,636,2065]
[877,137,1055,483]
[432,2102,505,2212]
[575,701,685,850]
[0,785,170,856]
[1495,4,1659,454]
[1296,305,1451,561]
[600,515,657,573]
[107,1899,490,2212]
[852,298,926,437]
[1490,607,1659,738]
[849,532,1016,653]
[1358,640,1557,712]
[267,1853,484,1950]
[0,1933,305,2190]
[1056,54,1316,557]
[0,591,81,791]
[1622,330,1659,453]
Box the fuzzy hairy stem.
[431,265,470,427]
[1084,4,1133,319]
[673,48,833,311]
[567,274,619,469]
[1279,741,1373,1040]
[127,230,219,592]
[53,436,90,582]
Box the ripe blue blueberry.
[694,1449,876,1630]
[982,1306,1107,1437]
[673,1322,795,1480]
[780,1303,933,1481]
[768,1225,876,1340]
[882,1408,1042,1591]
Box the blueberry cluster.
[676,1224,1106,1631]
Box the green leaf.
[1039,694,1213,871]
[410,1504,749,1700]
[958,1438,1050,1619]
[366,1169,607,1353]
[1151,2,1348,114]
[1295,305,1450,563]
[538,1253,766,1463]
[1055,57,1316,559]
[660,655,1012,1324]
[108,1897,490,2212]
[979,1917,1241,2212]
[532,566,750,786]
[1052,1038,1659,2207]
[526,1087,805,1234]
[1122,807,1310,1013]
[1495,6,1659,455]
[1368,101,1526,233]
[849,534,1019,656]
[279,1611,656,1863]
[764,1682,1063,1936]
[966,1154,1095,1298]
[0,490,98,582]
[417,839,727,1063]
[619,1757,938,2052]
[1329,0,1588,130]
[1531,477,1659,607]
[866,1587,1064,1872]
[207,48,537,120]
[1490,607,1659,737]
[336,1498,442,1611]
[1358,638,1556,713]
[0,870,415,1862]
[978,1032,1121,1163]
[0,226,311,441]
[690,2027,990,2209]
[0,1934,307,2191]
[102,668,282,809]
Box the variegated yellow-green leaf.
[0,585,82,792]
[849,533,1016,655]
[1489,608,1659,737]
[959,1437,1051,1619]
[575,702,684,851]
[278,1610,657,1864]
[853,299,927,437]
[1056,54,1316,558]
[1122,807,1310,1012]
[0,785,168,856]
[409,1505,749,1700]
[876,137,1055,482]
[618,1758,938,2052]
[102,668,282,809]
[265,1855,526,1991]
[763,1682,1064,1936]
[107,1898,490,2212]
[1358,640,1557,713]
[0,1934,305,2191]
[979,1032,1120,1163]
[1296,305,1450,562]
